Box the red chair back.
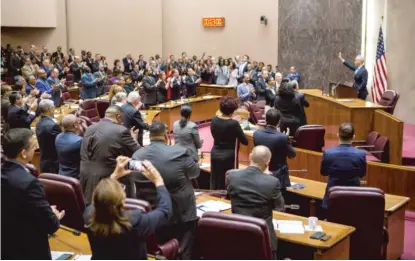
[96,99,110,119]
[378,90,400,114]
[327,187,387,259]
[39,174,86,232]
[293,125,325,152]
[79,100,100,122]
[373,136,389,163]
[367,131,380,147]
[196,211,273,260]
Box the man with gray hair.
[114,91,127,107]
[338,52,368,100]
[36,99,61,173]
[55,114,83,178]
[227,145,285,257]
[122,91,149,146]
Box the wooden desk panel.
[373,110,404,165]
[150,96,221,131]
[197,84,236,98]
[286,176,409,260]
[286,148,415,211]
[197,194,354,260]
[49,227,91,257]
[301,89,385,140]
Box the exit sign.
[202,17,225,27]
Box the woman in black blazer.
[273,82,304,134]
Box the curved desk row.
[149,95,222,131]
[197,84,236,98]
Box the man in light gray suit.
[132,121,200,259]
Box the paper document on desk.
[51,251,74,260]
[203,96,213,99]
[273,220,305,234]
[73,255,92,260]
[197,209,204,218]
[197,200,231,213]
[336,99,353,102]
[194,191,203,196]
[304,225,323,232]
[199,163,211,169]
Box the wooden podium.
[328,81,358,98]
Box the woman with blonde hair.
[84,156,172,260]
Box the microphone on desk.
[285,204,300,210]
[331,81,341,97]
[59,225,81,236]
[289,169,308,173]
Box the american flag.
[371,26,388,103]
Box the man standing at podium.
[338,52,368,100]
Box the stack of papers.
[203,96,213,99]
[273,220,305,234]
[304,225,323,232]
[51,251,74,260]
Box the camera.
[128,160,144,171]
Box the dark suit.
[132,141,200,259]
[255,78,268,101]
[55,132,83,178]
[91,61,100,73]
[265,88,277,106]
[83,186,172,260]
[254,127,296,189]
[274,96,304,134]
[80,119,140,204]
[123,57,134,73]
[294,92,309,126]
[131,70,140,83]
[36,116,62,174]
[170,78,182,100]
[70,63,82,82]
[157,81,167,103]
[1,160,60,259]
[46,77,63,107]
[342,61,368,100]
[185,75,199,97]
[237,62,248,83]
[121,102,150,147]
[227,166,285,253]
[9,54,23,76]
[137,60,147,70]
[320,144,367,208]
[7,105,36,129]
[142,75,158,106]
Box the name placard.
[202,17,225,27]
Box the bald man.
[55,115,83,178]
[227,145,285,257]
[338,52,368,100]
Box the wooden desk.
[67,86,80,100]
[197,194,355,260]
[286,176,409,260]
[144,110,161,125]
[49,227,91,258]
[150,96,221,131]
[301,89,385,140]
[197,84,236,98]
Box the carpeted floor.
[197,122,415,259]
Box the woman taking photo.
[173,105,203,162]
[210,96,248,189]
[84,156,172,260]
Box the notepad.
[336,99,353,102]
[197,200,231,213]
[202,96,213,99]
[273,220,305,234]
